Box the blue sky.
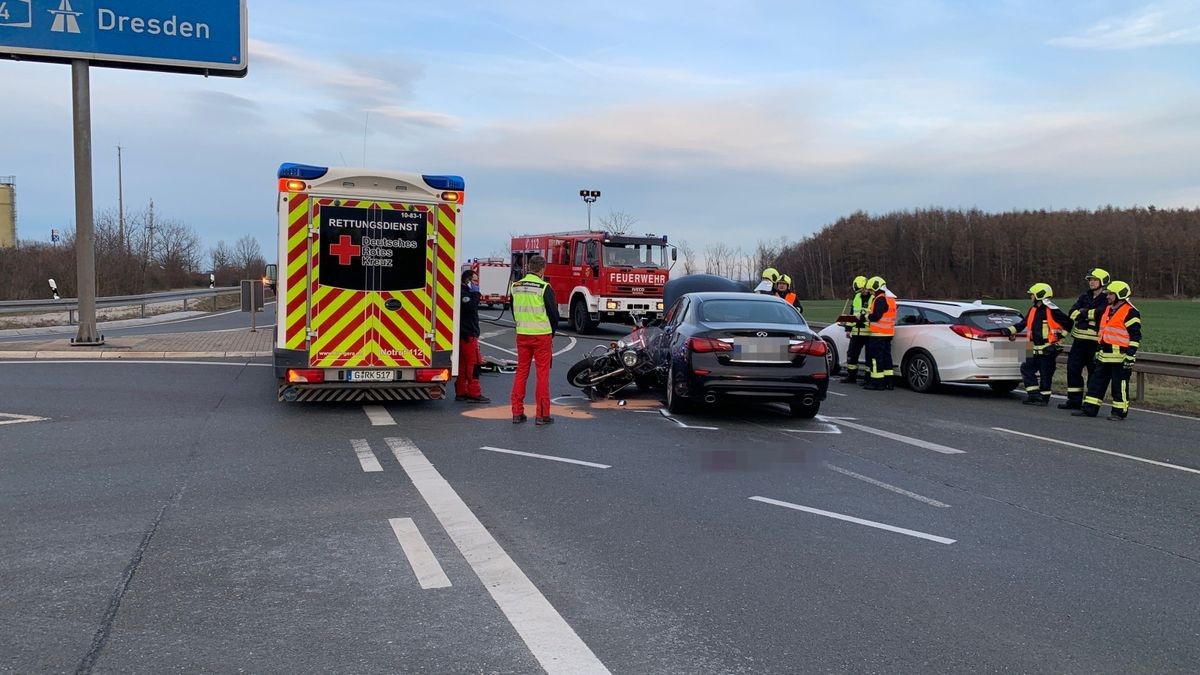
[2,0,1199,265]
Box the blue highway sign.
[0,0,246,76]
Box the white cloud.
[1048,2,1200,50]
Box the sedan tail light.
[688,337,733,353]
[788,338,827,356]
[950,324,992,341]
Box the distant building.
[0,177,15,248]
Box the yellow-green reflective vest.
[511,274,552,336]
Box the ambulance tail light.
[440,191,465,204]
[416,368,450,383]
[286,369,325,383]
[279,178,307,192]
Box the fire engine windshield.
[603,242,665,268]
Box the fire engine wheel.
[571,299,598,334]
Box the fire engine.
[509,230,676,333]
[273,163,463,402]
[469,257,512,308]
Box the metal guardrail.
[0,287,240,324]
[808,320,1199,399]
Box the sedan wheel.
[665,361,689,414]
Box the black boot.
[839,372,857,384]
[1023,393,1044,406]
[1057,400,1082,410]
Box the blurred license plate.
[733,338,788,361]
[349,370,395,382]
[995,342,1023,360]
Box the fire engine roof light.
[423,175,465,191]
[278,163,329,180]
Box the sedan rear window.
[959,309,1022,330]
[698,299,804,325]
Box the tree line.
[772,206,1200,300]
[0,204,267,300]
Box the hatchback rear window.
[698,299,804,326]
[959,309,1022,330]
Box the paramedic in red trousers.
[455,269,490,403]
[510,255,560,425]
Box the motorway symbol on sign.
[0,0,247,77]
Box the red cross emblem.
[329,235,361,265]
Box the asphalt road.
[2,321,1198,673]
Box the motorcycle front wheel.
[567,357,600,388]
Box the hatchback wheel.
[905,352,939,393]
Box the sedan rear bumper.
[687,373,828,402]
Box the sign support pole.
[70,59,103,346]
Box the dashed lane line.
[479,446,611,469]
[388,518,452,590]
[0,413,49,426]
[834,419,966,455]
[824,463,951,508]
[386,437,609,674]
[363,405,397,427]
[993,427,1200,476]
[350,439,384,472]
[750,496,956,545]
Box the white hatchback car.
[817,300,1027,393]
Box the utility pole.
[142,198,155,292]
[117,143,125,253]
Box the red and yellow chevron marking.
[284,193,310,350]
[306,199,438,368]
[434,203,458,352]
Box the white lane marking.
[1046,393,1199,422]
[781,420,841,434]
[834,419,966,454]
[0,413,49,426]
[363,405,396,427]
[826,390,848,397]
[819,415,858,421]
[479,339,517,356]
[824,463,951,508]
[388,518,452,589]
[480,336,578,358]
[658,408,719,430]
[480,446,611,469]
[479,329,510,339]
[0,360,272,367]
[386,438,609,674]
[552,395,590,404]
[750,496,956,545]
[350,439,384,472]
[554,337,578,357]
[993,427,1200,476]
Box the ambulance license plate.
[349,370,395,382]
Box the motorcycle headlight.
[621,349,640,368]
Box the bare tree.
[597,210,638,235]
[703,242,733,277]
[233,235,266,278]
[676,239,697,275]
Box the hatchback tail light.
[950,324,992,341]
[688,337,733,353]
[789,339,827,356]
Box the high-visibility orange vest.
[1098,303,1133,347]
[784,292,797,305]
[1026,305,1064,345]
[870,294,897,336]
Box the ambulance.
[273,164,463,402]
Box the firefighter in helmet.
[755,267,781,294]
[773,274,804,313]
[1074,280,1141,421]
[1005,282,1071,406]
[1059,267,1111,409]
[838,275,872,384]
[863,276,897,390]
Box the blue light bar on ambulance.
[278,163,330,180]
[422,175,466,191]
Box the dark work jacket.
[543,285,561,334]
[1068,290,1109,342]
[460,285,481,338]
